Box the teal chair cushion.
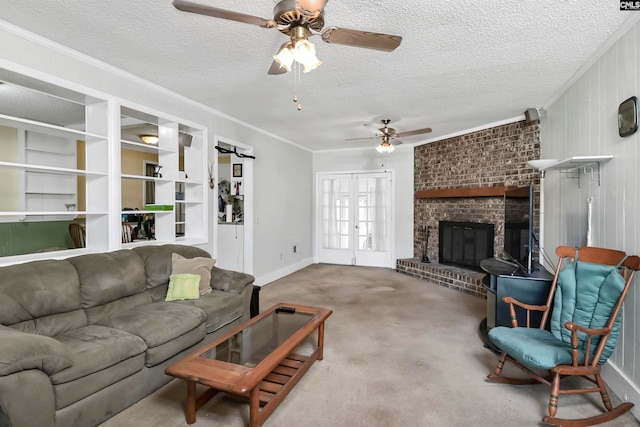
[550,260,625,364]
[488,327,586,370]
[488,259,626,370]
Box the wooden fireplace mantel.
[415,185,518,199]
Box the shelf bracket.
[559,161,602,188]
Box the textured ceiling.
[0,1,635,151]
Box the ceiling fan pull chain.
[293,62,302,111]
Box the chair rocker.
[487,246,640,426]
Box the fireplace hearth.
[438,221,494,270]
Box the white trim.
[212,135,254,276]
[313,142,413,154]
[415,115,526,146]
[314,116,527,154]
[254,257,314,287]
[602,361,640,420]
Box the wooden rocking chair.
[68,222,86,248]
[487,245,640,426]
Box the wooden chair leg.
[594,374,613,412]
[494,352,507,376]
[487,353,545,385]
[548,372,560,418]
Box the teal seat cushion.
[489,327,586,370]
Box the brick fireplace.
[396,120,541,298]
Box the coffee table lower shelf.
[186,351,316,426]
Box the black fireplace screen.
[438,221,494,270]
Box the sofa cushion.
[100,302,206,349]
[0,325,73,376]
[171,253,215,295]
[10,310,88,338]
[174,290,243,334]
[83,292,153,326]
[68,250,147,308]
[145,323,206,367]
[0,259,86,336]
[53,354,145,410]
[133,244,213,289]
[51,325,147,385]
[165,274,201,301]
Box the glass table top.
[199,310,314,368]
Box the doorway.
[212,137,253,275]
[317,171,393,267]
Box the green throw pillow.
[165,274,201,301]
[171,253,215,296]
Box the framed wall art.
[232,163,243,178]
[618,96,638,137]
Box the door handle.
[355,225,359,229]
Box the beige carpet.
[99,264,640,427]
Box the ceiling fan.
[347,119,432,153]
[171,0,403,74]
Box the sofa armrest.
[210,266,255,295]
[0,325,73,376]
[0,370,56,427]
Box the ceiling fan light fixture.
[296,0,327,14]
[376,141,395,153]
[140,135,159,145]
[274,44,294,71]
[293,40,322,72]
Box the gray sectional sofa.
[0,244,254,427]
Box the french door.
[317,172,393,267]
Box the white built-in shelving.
[0,67,207,258]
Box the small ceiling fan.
[347,119,432,152]
[172,0,403,74]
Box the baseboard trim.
[254,257,314,287]
[602,361,640,421]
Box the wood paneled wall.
[541,21,639,416]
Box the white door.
[317,172,393,267]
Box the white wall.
[0,22,313,284]
[251,138,314,284]
[541,20,640,417]
[313,146,415,261]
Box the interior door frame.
[211,135,254,275]
[315,169,395,268]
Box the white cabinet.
[216,223,244,272]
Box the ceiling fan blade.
[396,127,432,138]
[172,0,276,28]
[321,27,402,52]
[268,43,290,75]
[345,136,379,141]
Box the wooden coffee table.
[165,303,332,426]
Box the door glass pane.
[357,177,387,252]
[320,178,350,249]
